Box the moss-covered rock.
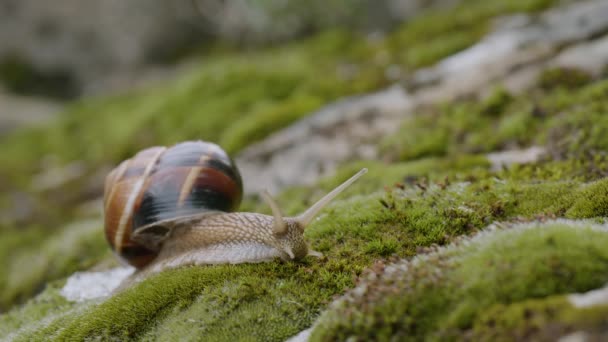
[0,220,109,311]
[0,0,564,314]
[381,79,608,163]
[471,294,608,341]
[0,0,559,188]
[4,164,608,340]
[537,67,594,91]
[5,0,606,340]
[310,221,608,341]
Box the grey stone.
[550,34,608,75]
[413,0,608,101]
[236,0,608,194]
[0,0,458,97]
[569,284,608,308]
[0,91,62,135]
[236,86,414,194]
[486,146,547,171]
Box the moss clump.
[0,55,79,99]
[380,87,527,161]
[311,222,608,341]
[566,178,608,218]
[8,162,608,340]
[387,0,557,68]
[382,79,608,165]
[471,295,608,341]
[51,265,327,341]
[538,67,593,91]
[0,220,109,311]
[0,282,75,338]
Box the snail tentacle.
[261,190,287,235]
[295,168,368,227]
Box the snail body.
[103,140,367,280]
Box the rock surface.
[235,0,608,194]
[60,267,134,302]
[236,86,413,194]
[486,146,546,171]
[0,0,454,97]
[0,91,62,135]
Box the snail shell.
[103,141,242,268]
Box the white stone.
[285,328,312,342]
[486,146,546,171]
[60,267,134,302]
[569,284,608,308]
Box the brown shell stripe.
[113,147,166,253]
[177,154,211,206]
[104,160,129,212]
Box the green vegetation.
[470,295,608,341]
[381,76,606,162]
[311,222,608,341]
[0,0,558,187]
[0,0,562,313]
[5,162,608,340]
[0,283,76,339]
[0,55,78,99]
[0,220,109,310]
[538,66,593,91]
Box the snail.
[104,140,367,281]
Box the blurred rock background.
[0,0,450,107]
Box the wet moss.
[382,79,608,164]
[311,222,608,341]
[0,55,79,99]
[0,282,74,338]
[471,296,608,341]
[8,165,608,340]
[538,67,594,91]
[0,220,109,311]
[566,178,608,218]
[387,0,557,68]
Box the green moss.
[382,79,608,165]
[471,296,608,341]
[380,91,526,161]
[4,161,608,339]
[0,0,560,189]
[566,178,608,218]
[9,164,607,340]
[0,220,109,311]
[0,282,75,338]
[219,93,325,153]
[387,0,557,68]
[538,67,593,91]
[311,222,608,341]
[497,156,608,183]
[244,156,490,217]
[0,55,78,99]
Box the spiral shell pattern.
[103,141,242,268]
